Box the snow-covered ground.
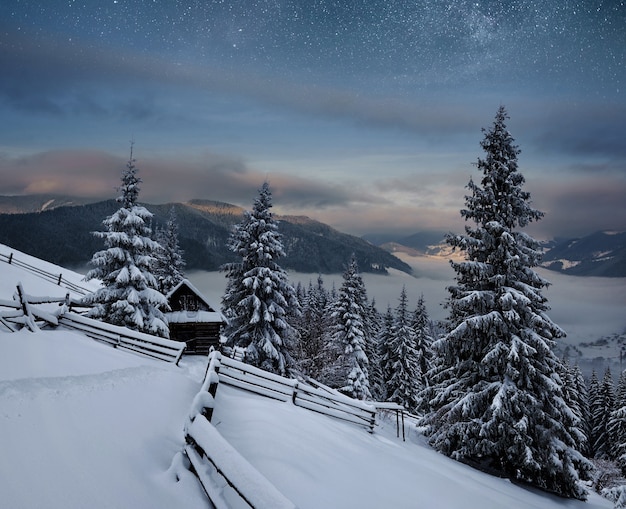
[0,243,619,508]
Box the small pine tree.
[327,255,371,400]
[83,146,169,338]
[572,363,592,457]
[364,298,385,401]
[411,293,434,411]
[589,370,602,457]
[296,275,330,379]
[221,182,300,375]
[594,367,616,459]
[383,287,422,413]
[154,206,185,294]
[377,304,395,401]
[421,106,591,499]
[560,358,590,457]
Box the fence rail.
[185,415,297,509]
[57,312,186,365]
[216,354,377,432]
[0,250,92,296]
[182,351,297,509]
[0,283,185,364]
[180,351,384,508]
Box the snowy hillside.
[0,243,616,508]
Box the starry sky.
[1,1,625,239]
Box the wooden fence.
[58,312,186,365]
[215,353,377,432]
[0,250,92,296]
[181,351,380,508]
[183,351,297,509]
[0,284,185,365]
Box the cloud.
[0,148,374,212]
[513,99,626,161]
[0,27,490,139]
[527,175,626,238]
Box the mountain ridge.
[0,196,411,275]
[365,229,626,278]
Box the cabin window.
[179,295,198,311]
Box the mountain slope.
[541,231,626,277]
[368,229,626,277]
[0,198,411,274]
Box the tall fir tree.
[382,287,422,413]
[154,206,186,294]
[221,182,300,376]
[83,146,169,338]
[421,106,590,499]
[327,254,371,400]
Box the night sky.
[1,1,625,239]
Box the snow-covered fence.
[184,415,297,509]
[0,283,61,332]
[0,251,92,296]
[57,312,185,364]
[202,351,377,433]
[182,351,297,509]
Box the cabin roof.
[166,278,218,311]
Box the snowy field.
[0,243,620,508]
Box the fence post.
[16,283,39,332]
[8,253,13,264]
[204,353,221,422]
[57,273,63,285]
[292,381,299,405]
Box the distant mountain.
[0,197,411,275]
[540,230,626,277]
[0,194,99,214]
[363,231,447,253]
[367,229,626,277]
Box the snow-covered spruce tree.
[421,106,591,499]
[411,293,434,410]
[295,275,331,378]
[154,206,185,294]
[383,287,422,413]
[593,367,616,459]
[610,371,626,473]
[84,147,169,338]
[560,358,590,457]
[220,182,300,376]
[364,298,385,401]
[571,363,592,457]
[327,254,371,400]
[588,370,602,458]
[377,304,395,401]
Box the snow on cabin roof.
[166,310,225,324]
[166,279,219,312]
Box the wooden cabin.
[165,279,226,355]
